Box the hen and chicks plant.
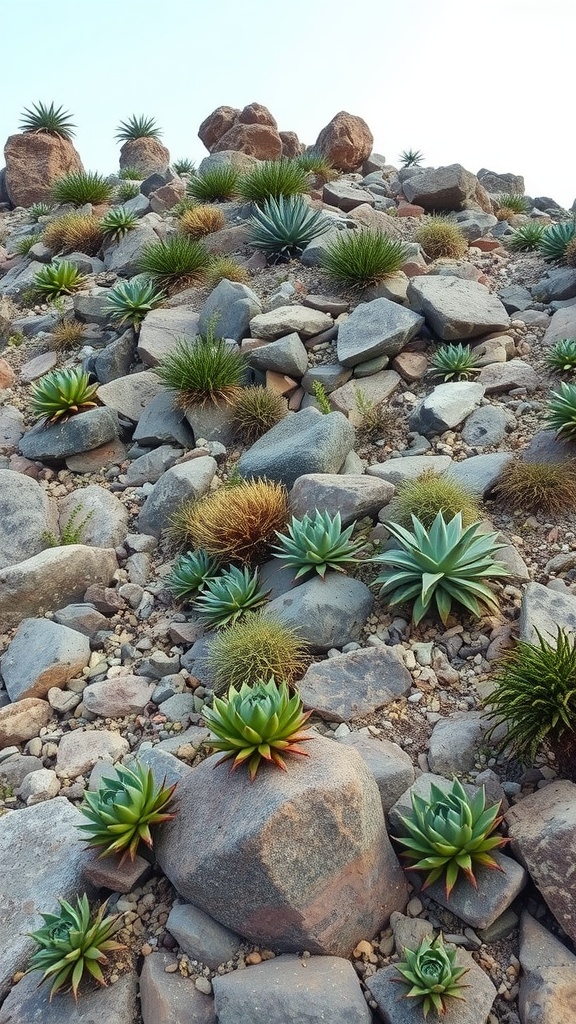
[429,343,480,381]
[193,565,269,628]
[394,933,469,1018]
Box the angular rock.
[0,754,44,790]
[518,912,576,1024]
[97,370,166,423]
[82,849,151,893]
[300,227,347,267]
[477,168,525,194]
[298,646,412,722]
[56,728,130,778]
[0,468,58,569]
[265,574,373,652]
[409,382,485,434]
[542,305,576,347]
[519,581,576,644]
[453,209,498,240]
[250,304,332,342]
[103,222,159,276]
[478,359,539,393]
[4,131,83,207]
[338,733,414,813]
[93,330,136,384]
[248,332,308,377]
[289,473,394,526]
[59,484,129,548]
[199,106,241,149]
[416,848,526,930]
[461,405,513,447]
[137,456,217,537]
[337,298,423,367]
[197,279,261,343]
[0,405,25,449]
[315,111,373,172]
[17,767,60,805]
[0,969,137,1024]
[407,277,509,341]
[19,406,119,460]
[330,370,401,418]
[0,618,91,701]
[184,399,237,446]
[66,437,128,474]
[82,675,156,717]
[367,454,453,487]
[73,287,115,326]
[238,408,355,488]
[532,267,576,303]
[428,712,488,775]
[445,451,514,496]
[167,903,242,969]
[137,746,194,789]
[322,180,375,211]
[0,699,52,749]
[133,391,195,448]
[140,951,216,1024]
[124,445,183,486]
[403,164,486,212]
[138,307,201,366]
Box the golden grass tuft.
[205,257,250,287]
[415,216,468,260]
[231,386,288,442]
[180,205,226,238]
[42,214,104,256]
[564,237,576,268]
[50,320,85,350]
[493,460,576,514]
[386,470,481,529]
[205,612,309,694]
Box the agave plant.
[546,338,576,373]
[193,565,269,627]
[371,512,509,625]
[249,195,331,261]
[51,171,115,207]
[430,343,480,381]
[399,148,424,167]
[507,222,545,251]
[25,894,124,1000]
[33,260,86,298]
[203,677,313,780]
[394,933,469,1018]
[30,367,98,423]
[115,181,140,202]
[546,381,576,439]
[538,221,576,261]
[273,509,363,579]
[104,277,165,329]
[100,206,139,242]
[115,114,162,141]
[395,777,508,896]
[19,101,76,139]
[497,193,529,214]
[166,549,221,601]
[77,760,176,861]
[173,157,196,175]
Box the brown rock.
[392,351,429,382]
[66,437,128,473]
[4,132,83,207]
[470,237,502,251]
[315,111,373,172]
[82,849,151,893]
[119,137,170,177]
[149,182,185,215]
[0,358,15,388]
[237,102,277,129]
[0,699,52,748]
[265,371,299,396]
[396,202,425,217]
[83,584,126,615]
[198,105,241,152]
[212,123,282,160]
[280,131,301,158]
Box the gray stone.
[19,406,119,460]
[0,969,137,1024]
[0,405,25,449]
[428,712,488,775]
[542,305,576,347]
[97,369,167,422]
[416,850,527,930]
[337,298,424,367]
[167,903,242,969]
[122,192,151,217]
[289,472,394,526]
[298,646,412,721]
[93,329,136,384]
[0,617,91,701]
[19,350,57,381]
[58,484,129,548]
[330,370,401,415]
[139,950,216,1024]
[56,728,130,778]
[137,746,195,789]
[103,223,159,276]
[518,914,576,1024]
[323,179,376,210]
[184,399,237,446]
[133,391,195,448]
[498,284,534,313]
[532,267,576,303]
[0,698,52,748]
[477,168,525,194]
[0,469,58,569]
[82,848,151,893]
[159,693,196,722]
[445,452,514,496]
[199,279,261,342]
[17,767,60,805]
[213,954,372,1024]
[402,163,485,211]
[518,581,576,644]
[390,910,434,954]
[65,437,129,474]
[248,332,308,377]
[407,277,509,341]
[521,428,576,465]
[125,445,183,485]
[300,227,346,267]
[73,287,115,326]
[250,305,332,341]
[366,454,453,487]
[137,456,217,537]
[137,307,201,366]
[301,364,352,394]
[238,408,355,488]
[0,260,45,298]
[338,733,415,812]
[265,574,373,652]
[82,675,156,716]
[477,908,518,943]
[461,405,512,447]
[452,210,498,240]
[0,754,44,789]
[409,382,485,434]
[478,359,539,393]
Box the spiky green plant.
[538,221,576,261]
[115,181,140,202]
[273,509,363,579]
[497,193,529,214]
[546,381,576,439]
[320,229,409,288]
[51,171,114,207]
[138,235,210,289]
[186,167,240,203]
[104,277,165,329]
[166,549,221,601]
[205,256,250,287]
[395,778,508,897]
[173,158,196,175]
[117,166,141,180]
[203,677,313,780]
[154,327,247,408]
[546,338,576,373]
[249,195,331,261]
[371,512,509,625]
[311,379,332,413]
[13,235,39,256]
[115,115,162,141]
[399,149,424,167]
[28,202,53,222]
[33,260,87,299]
[19,101,76,140]
[25,894,124,1001]
[386,471,481,531]
[170,196,198,218]
[231,385,287,441]
[193,564,269,628]
[394,933,469,1018]
[294,150,336,181]
[100,207,139,242]
[238,160,309,205]
[507,222,545,251]
[77,760,176,861]
[415,217,468,260]
[42,503,94,547]
[30,367,98,423]
[430,343,480,381]
[206,612,309,694]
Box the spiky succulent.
[118,166,142,180]
[25,894,124,1000]
[77,761,176,861]
[166,549,221,601]
[294,150,336,181]
[249,195,331,261]
[193,564,269,627]
[186,167,240,203]
[100,206,139,242]
[395,778,508,897]
[507,222,545,251]
[51,171,115,207]
[394,933,469,1018]
[104,277,165,329]
[19,101,76,139]
[206,613,309,694]
[30,367,98,423]
[273,509,363,579]
[538,221,576,261]
[546,381,576,439]
[115,114,162,141]
[546,338,576,373]
[173,157,196,175]
[399,149,424,167]
[13,234,39,256]
[430,343,480,381]
[115,181,140,202]
[371,512,509,625]
[28,202,54,222]
[33,259,86,298]
[203,677,313,780]
[497,193,528,214]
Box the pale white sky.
[2,0,574,207]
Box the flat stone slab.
[289,473,395,526]
[478,358,539,393]
[407,275,509,341]
[366,454,453,486]
[519,581,576,644]
[1,617,91,701]
[337,297,424,367]
[82,675,156,717]
[250,304,332,341]
[56,729,130,779]
[329,369,401,415]
[265,574,374,652]
[414,850,527,930]
[97,370,167,423]
[298,646,412,722]
[445,451,514,496]
[238,408,355,488]
[0,969,138,1024]
[140,951,216,1024]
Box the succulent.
[248,195,331,261]
[371,512,509,625]
[173,158,196,175]
[415,217,468,260]
[273,509,363,579]
[206,612,309,694]
[51,171,115,207]
[193,564,269,627]
[25,894,124,1000]
[538,221,576,261]
[100,207,139,242]
[115,115,162,141]
[429,343,480,381]
[117,166,142,180]
[179,205,226,237]
[19,101,76,140]
[29,367,98,423]
[203,677,313,780]
[205,256,250,287]
[33,260,87,298]
[399,148,424,167]
[546,381,576,439]
[564,236,576,267]
[104,277,165,329]
[115,181,140,202]
[77,760,176,861]
[395,777,508,896]
[507,222,545,251]
[546,338,576,373]
[238,159,310,205]
[28,201,53,222]
[43,213,104,256]
[394,933,469,1018]
[231,385,287,441]
[138,235,210,289]
[493,458,576,514]
[186,167,240,203]
[496,193,529,214]
[385,471,481,531]
[166,549,221,601]
[154,327,247,408]
[320,229,409,288]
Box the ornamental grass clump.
[186,166,240,203]
[294,150,336,182]
[77,760,176,861]
[546,338,576,373]
[138,235,210,289]
[28,202,53,222]
[173,157,195,175]
[320,229,409,289]
[203,677,313,781]
[115,114,162,140]
[154,326,247,408]
[30,367,98,423]
[206,612,309,693]
[394,933,469,1018]
[13,235,38,256]
[564,237,576,267]
[415,217,468,260]
[50,319,85,351]
[371,511,509,625]
[104,277,165,330]
[179,204,226,237]
[99,206,139,242]
[248,195,331,261]
[429,343,480,381]
[385,471,481,531]
[273,509,363,579]
[25,894,124,1001]
[538,221,576,262]
[19,101,76,140]
[493,459,576,514]
[117,166,142,180]
[231,385,287,441]
[205,256,250,287]
[238,159,310,205]
[496,193,529,218]
[193,564,269,627]
[546,381,576,439]
[166,549,221,602]
[51,171,114,207]
[43,213,104,256]
[115,181,140,202]
[395,777,508,897]
[507,222,545,251]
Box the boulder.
[138,307,200,366]
[119,137,170,177]
[248,332,308,377]
[198,150,257,175]
[73,287,115,326]
[338,732,415,813]
[250,304,332,341]
[238,408,355,487]
[477,168,525,194]
[336,297,424,367]
[0,618,91,701]
[367,454,453,486]
[103,222,159,276]
[407,277,509,341]
[198,105,241,151]
[213,123,282,160]
[53,602,110,636]
[280,131,301,158]
[137,456,217,537]
[56,729,130,778]
[409,381,485,434]
[315,111,373,172]
[199,279,262,342]
[289,472,394,526]
[140,951,216,1024]
[446,451,514,497]
[0,699,52,749]
[461,405,512,447]
[4,131,83,207]
[518,912,576,1024]
[0,468,58,569]
[0,969,137,1024]
[97,370,167,422]
[403,163,488,212]
[519,581,576,644]
[478,359,539,393]
[330,369,401,415]
[93,330,136,384]
[322,180,376,211]
[265,574,373,652]
[19,406,119,461]
[543,305,576,347]
[166,903,242,969]
[58,484,129,548]
[427,712,488,775]
[298,646,412,722]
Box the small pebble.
[407,897,423,917]
[195,976,212,995]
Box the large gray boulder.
[402,163,487,211]
[58,484,129,548]
[137,456,217,537]
[1,617,91,701]
[289,473,394,526]
[336,297,424,367]
[265,574,374,652]
[199,279,261,342]
[250,304,332,341]
[238,408,355,487]
[137,306,200,366]
[407,276,509,340]
[166,903,242,969]
[19,406,119,461]
[519,581,576,644]
[0,469,58,569]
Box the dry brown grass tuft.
[415,217,468,260]
[564,237,576,268]
[180,205,226,238]
[43,214,104,256]
[50,320,85,350]
[231,386,288,442]
[205,257,250,287]
[493,460,576,514]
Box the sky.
[1,0,574,208]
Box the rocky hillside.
[1,101,575,1024]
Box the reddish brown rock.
[0,698,52,748]
[280,131,301,158]
[212,123,283,160]
[149,181,185,215]
[119,137,170,177]
[470,237,502,252]
[4,132,83,207]
[237,102,277,128]
[392,351,429,381]
[397,202,425,217]
[198,105,241,151]
[315,111,373,172]
[0,358,15,388]
[82,849,151,893]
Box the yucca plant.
[51,171,114,207]
[28,201,53,222]
[173,157,196,175]
[206,612,309,694]
[546,381,576,439]
[294,149,336,181]
[484,628,576,779]
[138,235,210,289]
[117,166,142,180]
[205,256,250,287]
[100,206,139,242]
[546,338,576,373]
[493,459,576,514]
[399,148,424,167]
[115,181,140,202]
[30,367,98,423]
[43,213,104,256]
[372,512,509,625]
[179,205,226,237]
[186,166,240,203]
[231,385,287,441]
[193,564,269,627]
[249,195,331,261]
[154,327,247,408]
[386,471,481,531]
[166,549,221,601]
[395,777,508,897]
[33,260,87,299]
[430,343,480,381]
[320,229,409,288]
[13,235,39,256]
[19,101,76,140]
[273,509,363,579]
[77,760,176,861]
[507,222,545,251]
[415,217,468,260]
[115,114,162,141]
[203,677,313,780]
[105,277,165,329]
[238,160,310,205]
[394,933,469,1018]
[538,221,576,261]
[25,894,124,1001]
[51,319,85,351]
[496,193,529,215]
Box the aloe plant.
[193,564,269,628]
[273,509,363,579]
[394,933,469,1018]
